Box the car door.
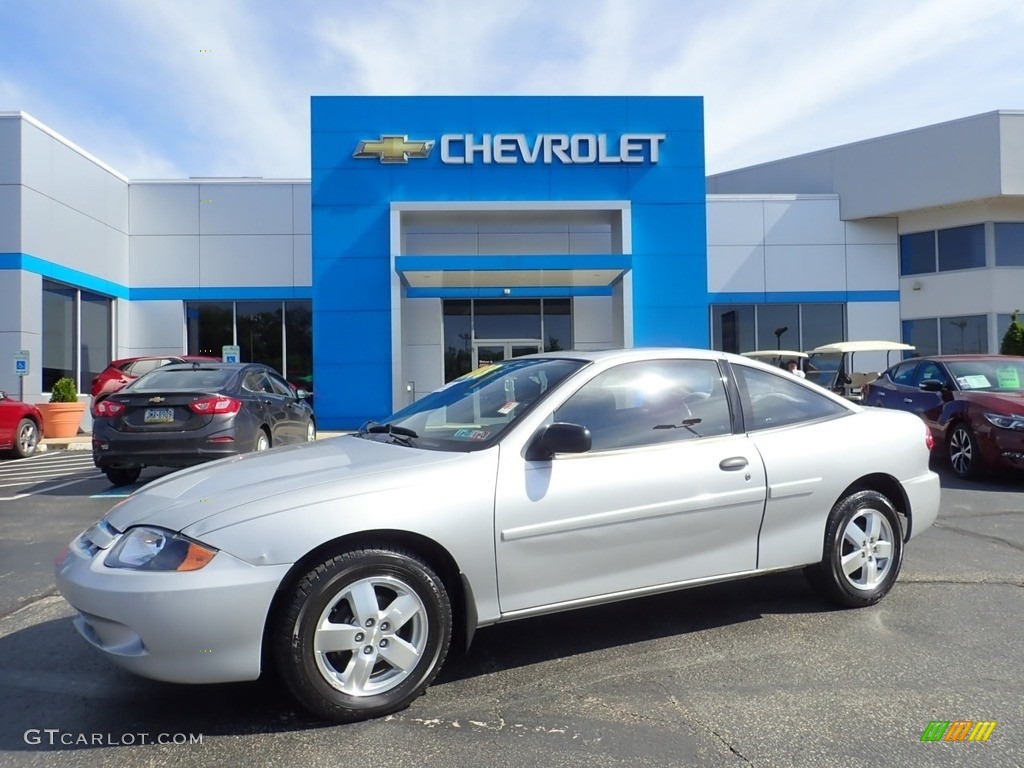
[241,369,290,445]
[730,363,870,571]
[267,371,307,443]
[909,361,952,434]
[493,358,768,615]
[869,360,918,410]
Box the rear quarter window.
[734,365,849,431]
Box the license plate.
[144,407,174,423]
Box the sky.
[2,0,1024,180]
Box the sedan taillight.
[189,395,241,415]
[94,399,126,417]
[924,425,935,452]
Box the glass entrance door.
[472,341,542,368]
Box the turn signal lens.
[189,395,241,415]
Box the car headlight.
[983,412,1024,431]
[105,526,217,571]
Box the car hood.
[103,436,466,534]
[958,390,1024,413]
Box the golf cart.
[740,350,809,377]
[805,341,915,401]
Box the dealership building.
[2,98,1023,429]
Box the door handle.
[903,398,913,404]
[719,456,748,471]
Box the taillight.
[924,425,935,452]
[189,395,241,415]
[94,399,126,417]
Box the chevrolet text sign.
[354,133,665,165]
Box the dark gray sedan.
[91,362,315,486]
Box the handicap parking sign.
[13,350,29,376]
[222,345,241,364]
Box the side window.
[553,359,733,451]
[891,362,918,386]
[913,362,948,387]
[267,372,294,397]
[242,371,271,393]
[735,365,849,431]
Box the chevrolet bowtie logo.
[148,397,165,403]
[353,135,434,163]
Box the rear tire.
[804,490,904,608]
[13,418,40,458]
[273,547,452,723]
[103,467,141,487]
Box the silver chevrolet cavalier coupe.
[57,348,940,723]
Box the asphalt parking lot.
[0,448,1020,768]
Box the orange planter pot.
[38,402,86,438]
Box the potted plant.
[38,377,87,438]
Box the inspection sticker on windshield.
[453,428,490,440]
[956,375,991,389]
[497,401,519,415]
[996,367,1021,389]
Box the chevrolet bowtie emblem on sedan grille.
[353,135,434,163]
[148,397,165,403]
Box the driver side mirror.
[918,379,946,392]
[526,422,592,461]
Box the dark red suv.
[91,356,219,403]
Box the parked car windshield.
[127,367,237,391]
[945,359,1024,392]
[367,357,588,452]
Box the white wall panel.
[845,244,898,291]
[706,199,764,245]
[846,302,902,373]
[0,271,24,331]
[0,185,20,251]
[293,235,311,286]
[199,235,293,286]
[569,231,613,253]
[707,244,765,293]
[763,199,844,245]
[0,118,20,184]
[764,245,846,292]
[400,297,442,346]
[199,184,294,235]
[898,271,994,318]
[125,300,185,351]
[404,232,478,255]
[845,218,897,245]
[403,344,444,400]
[130,236,200,286]
[292,184,311,234]
[573,295,614,346]
[130,184,199,234]
[479,232,569,255]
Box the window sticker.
[996,367,1021,389]
[453,428,491,440]
[497,401,519,415]
[956,374,991,389]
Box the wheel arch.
[260,529,472,675]
[836,473,912,541]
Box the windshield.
[362,357,588,451]
[804,352,843,388]
[946,359,1024,392]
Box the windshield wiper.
[357,421,419,446]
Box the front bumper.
[978,425,1024,473]
[55,530,290,684]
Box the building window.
[901,319,939,357]
[899,231,936,275]
[938,224,985,271]
[994,223,1024,266]
[940,314,987,354]
[42,279,112,394]
[710,303,845,355]
[186,300,311,385]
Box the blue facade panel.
[312,96,707,429]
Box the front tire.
[273,547,452,723]
[13,418,40,458]
[804,490,904,608]
[255,429,271,452]
[948,423,981,479]
[103,467,141,486]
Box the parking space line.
[0,476,100,501]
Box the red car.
[0,391,44,458]
[91,355,219,403]
[862,354,1024,479]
